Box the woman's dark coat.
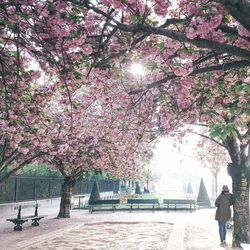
[215,191,233,222]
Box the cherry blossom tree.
[74,1,249,246]
[40,69,155,218]
[0,46,54,184]
[1,1,155,218]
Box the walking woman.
[215,185,233,246]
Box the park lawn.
[140,193,167,203]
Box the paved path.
[167,221,186,250]
[0,205,249,250]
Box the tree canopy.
[0,1,249,246]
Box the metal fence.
[0,176,120,204]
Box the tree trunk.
[58,176,75,218]
[229,164,249,248]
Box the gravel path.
[1,205,249,250]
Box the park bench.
[88,199,120,213]
[163,199,196,212]
[127,198,159,212]
[6,203,45,231]
[197,201,211,209]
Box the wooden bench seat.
[88,199,120,213]
[127,198,159,212]
[6,204,45,231]
[163,199,196,211]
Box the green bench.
[127,198,159,212]
[88,199,120,213]
[6,203,45,231]
[197,201,211,209]
[163,199,196,211]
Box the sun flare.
[129,63,145,76]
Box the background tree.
[195,136,230,198]
[140,158,160,191]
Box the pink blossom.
[11,143,19,149]
[18,148,29,155]
[238,26,250,37]
[85,13,95,33]
[173,62,193,77]
[154,0,169,17]
[186,27,197,40]
[14,134,23,143]
[110,37,120,51]
[83,44,93,54]
[110,0,123,9]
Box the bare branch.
[188,131,225,148]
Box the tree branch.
[129,60,250,95]
[189,131,226,148]
[220,0,250,32]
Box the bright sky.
[150,136,232,198]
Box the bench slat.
[88,199,120,213]
[21,215,45,220]
[89,199,120,205]
[127,199,159,204]
[127,199,159,213]
[163,199,195,204]
[14,204,38,210]
[163,199,196,212]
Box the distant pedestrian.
[215,185,233,246]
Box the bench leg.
[32,219,40,226]
[13,220,28,231]
[14,224,23,231]
[89,206,93,214]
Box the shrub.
[135,182,142,195]
[187,182,193,193]
[197,178,211,206]
[89,180,100,203]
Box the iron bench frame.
[6,203,45,231]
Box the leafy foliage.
[21,164,61,177]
